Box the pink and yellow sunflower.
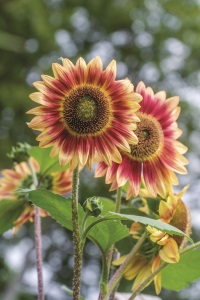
[95,81,188,198]
[0,157,72,232]
[27,57,142,169]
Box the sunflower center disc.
[63,86,111,135]
[77,97,97,121]
[129,112,164,162]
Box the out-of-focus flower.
[7,142,31,163]
[95,82,188,199]
[113,186,191,294]
[0,157,72,233]
[28,57,142,170]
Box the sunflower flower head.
[0,157,73,233]
[28,57,142,170]
[113,186,191,295]
[95,81,188,198]
[158,185,191,249]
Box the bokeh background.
[0,0,200,299]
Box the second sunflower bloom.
[95,81,188,198]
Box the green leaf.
[29,189,78,230]
[0,199,26,234]
[87,218,129,251]
[28,147,69,175]
[105,212,193,243]
[162,250,200,291]
[29,189,129,251]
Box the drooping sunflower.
[0,157,72,232]
[113,186,191,294]
[95,81,188,198]
[27,57,142,169]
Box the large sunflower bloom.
[0,157,72,232]
[27,57,142,169]
[95,81,188,198]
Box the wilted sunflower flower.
[113,186,191,294]
[95,81,188,198]
[27,57,142,169]
[0,157,72,233]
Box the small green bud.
[83,197,103,217]
[7,143,31,163]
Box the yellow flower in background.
[95,81,188,198]
[28,57,142,170]
[0,157,72,233]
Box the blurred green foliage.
[0,0,200,299]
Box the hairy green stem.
[128,241,200,300]
[107,232,147,295]
[72,165,82,300]
[28,160,44,300]
[106,187,123,272]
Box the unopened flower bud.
[83,197,103,217]
[7,143,31,163]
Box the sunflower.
[113,186,191,294]
[95,81,188,198]
[27,57,142,170]
[0,157,72,232]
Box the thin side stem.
[28,160,44,300]
[128,240,200,300]
[107,232,147,295]
[115,187,122,214]
[34,206,44,300]
[72,165,82,300]
[108,188,122,300]
[180,241,200,255]
[128,261,168,300]
[98,187,123,300]
[106,187,123,272]
[98,252,109,300]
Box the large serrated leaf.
[105,212,192,242]
[87,218,129,251]
[28,147,69,175]
[0,199,26,234]
[29,189,78,230]
[162,250,200,291]
[29,189,129,251]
